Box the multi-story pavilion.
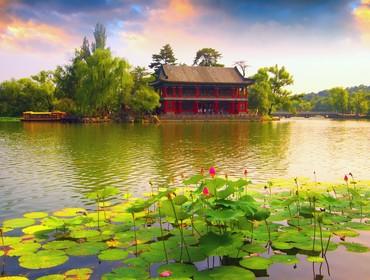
[151,65,254,115]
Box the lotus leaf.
[8,242,41,256]
[102,266,149,280]
[64,268,93,279]
[270,254,300,265]
[340,242,369,253]
[23,212,48,219]
[157,263,197,278]
[66,242,108,256]
[183,175,204,185]
[19,250,68,269]
[98,248,128,261]
[43,240,77,250]
[53,208,86,217]
[22,225,53,235]
[194,266,255,279]
[306,256,324,263]
[240,256,273,270]
[173,195,188,205]
[36,275,64,280]
[3,218,35,229]
[0,277,29,280]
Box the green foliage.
[249,65,293,115]
[329,87,349,113]
[193,48,223,67]
[149,44,177,73]
[0,73,55,116]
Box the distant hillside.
[301,84,370,112]
[304,84,370,100]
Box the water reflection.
[0,120,369,219]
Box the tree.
[74,49,133,116]
[350,91,369,115]
[129,86,160,114]
[329,87,349,114]
[248,69,272,115]
[80,36,91,60]
[91,22,107,52]
[234,60,249,77]
[266,65,294,114]
[249,65,293,115]
[193,48,223,67]
[149,44,177,73]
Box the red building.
[152,65,254,115]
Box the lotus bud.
[244,169,248,176]
[225,173,228,179]
[344,175,348,182]
[200,168,204,176]
[209,167,216,178]
[159,270,172,277]
[202,187,210,196]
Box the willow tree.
[74,49,133,116]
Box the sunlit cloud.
[353,0,370,43]
[0,18,77,52]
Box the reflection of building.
[152,65,254,115]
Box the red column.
[193,101,198,114]
[195,86,200,97]
[178,86,183,97]
[172,87,177,97]
[163,87,168,97]
[177,101,182,114]
[163,101,168,114]
[214,101,219,113]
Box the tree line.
[0,25,369,118]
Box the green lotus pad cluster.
[0,176,369,279]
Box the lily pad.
[8,242,41,257]
[340,242,369,253]
[306,256,324,263]
[65,268,93,280]
[270,254,300,265]
[3,218,35,229]
[19,250,68,269]
[43,240,77,250]
[0,277,29,280]
[23,212,48,219]
[36,275,64,280]
[195,266,255,279]
[98,248,128,261]
[66,242,108,256]
[240,256,273,270]
[157,263,197,278]
[53,208,86,217]
[102,266,149,279]
[22,225,53,235]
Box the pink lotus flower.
[209,166,216,178]
[159,270,172,277]
[344,175,348,182]
[203,187,210,196]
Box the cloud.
[353,0,370,43]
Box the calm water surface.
[0,119,369,219]
[0,119,370,279]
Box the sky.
[0,0,370,93]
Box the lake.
[0,118,370,280]
[0,119,369,220]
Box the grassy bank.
[0,117,20,122]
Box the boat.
[21,111,67,122]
